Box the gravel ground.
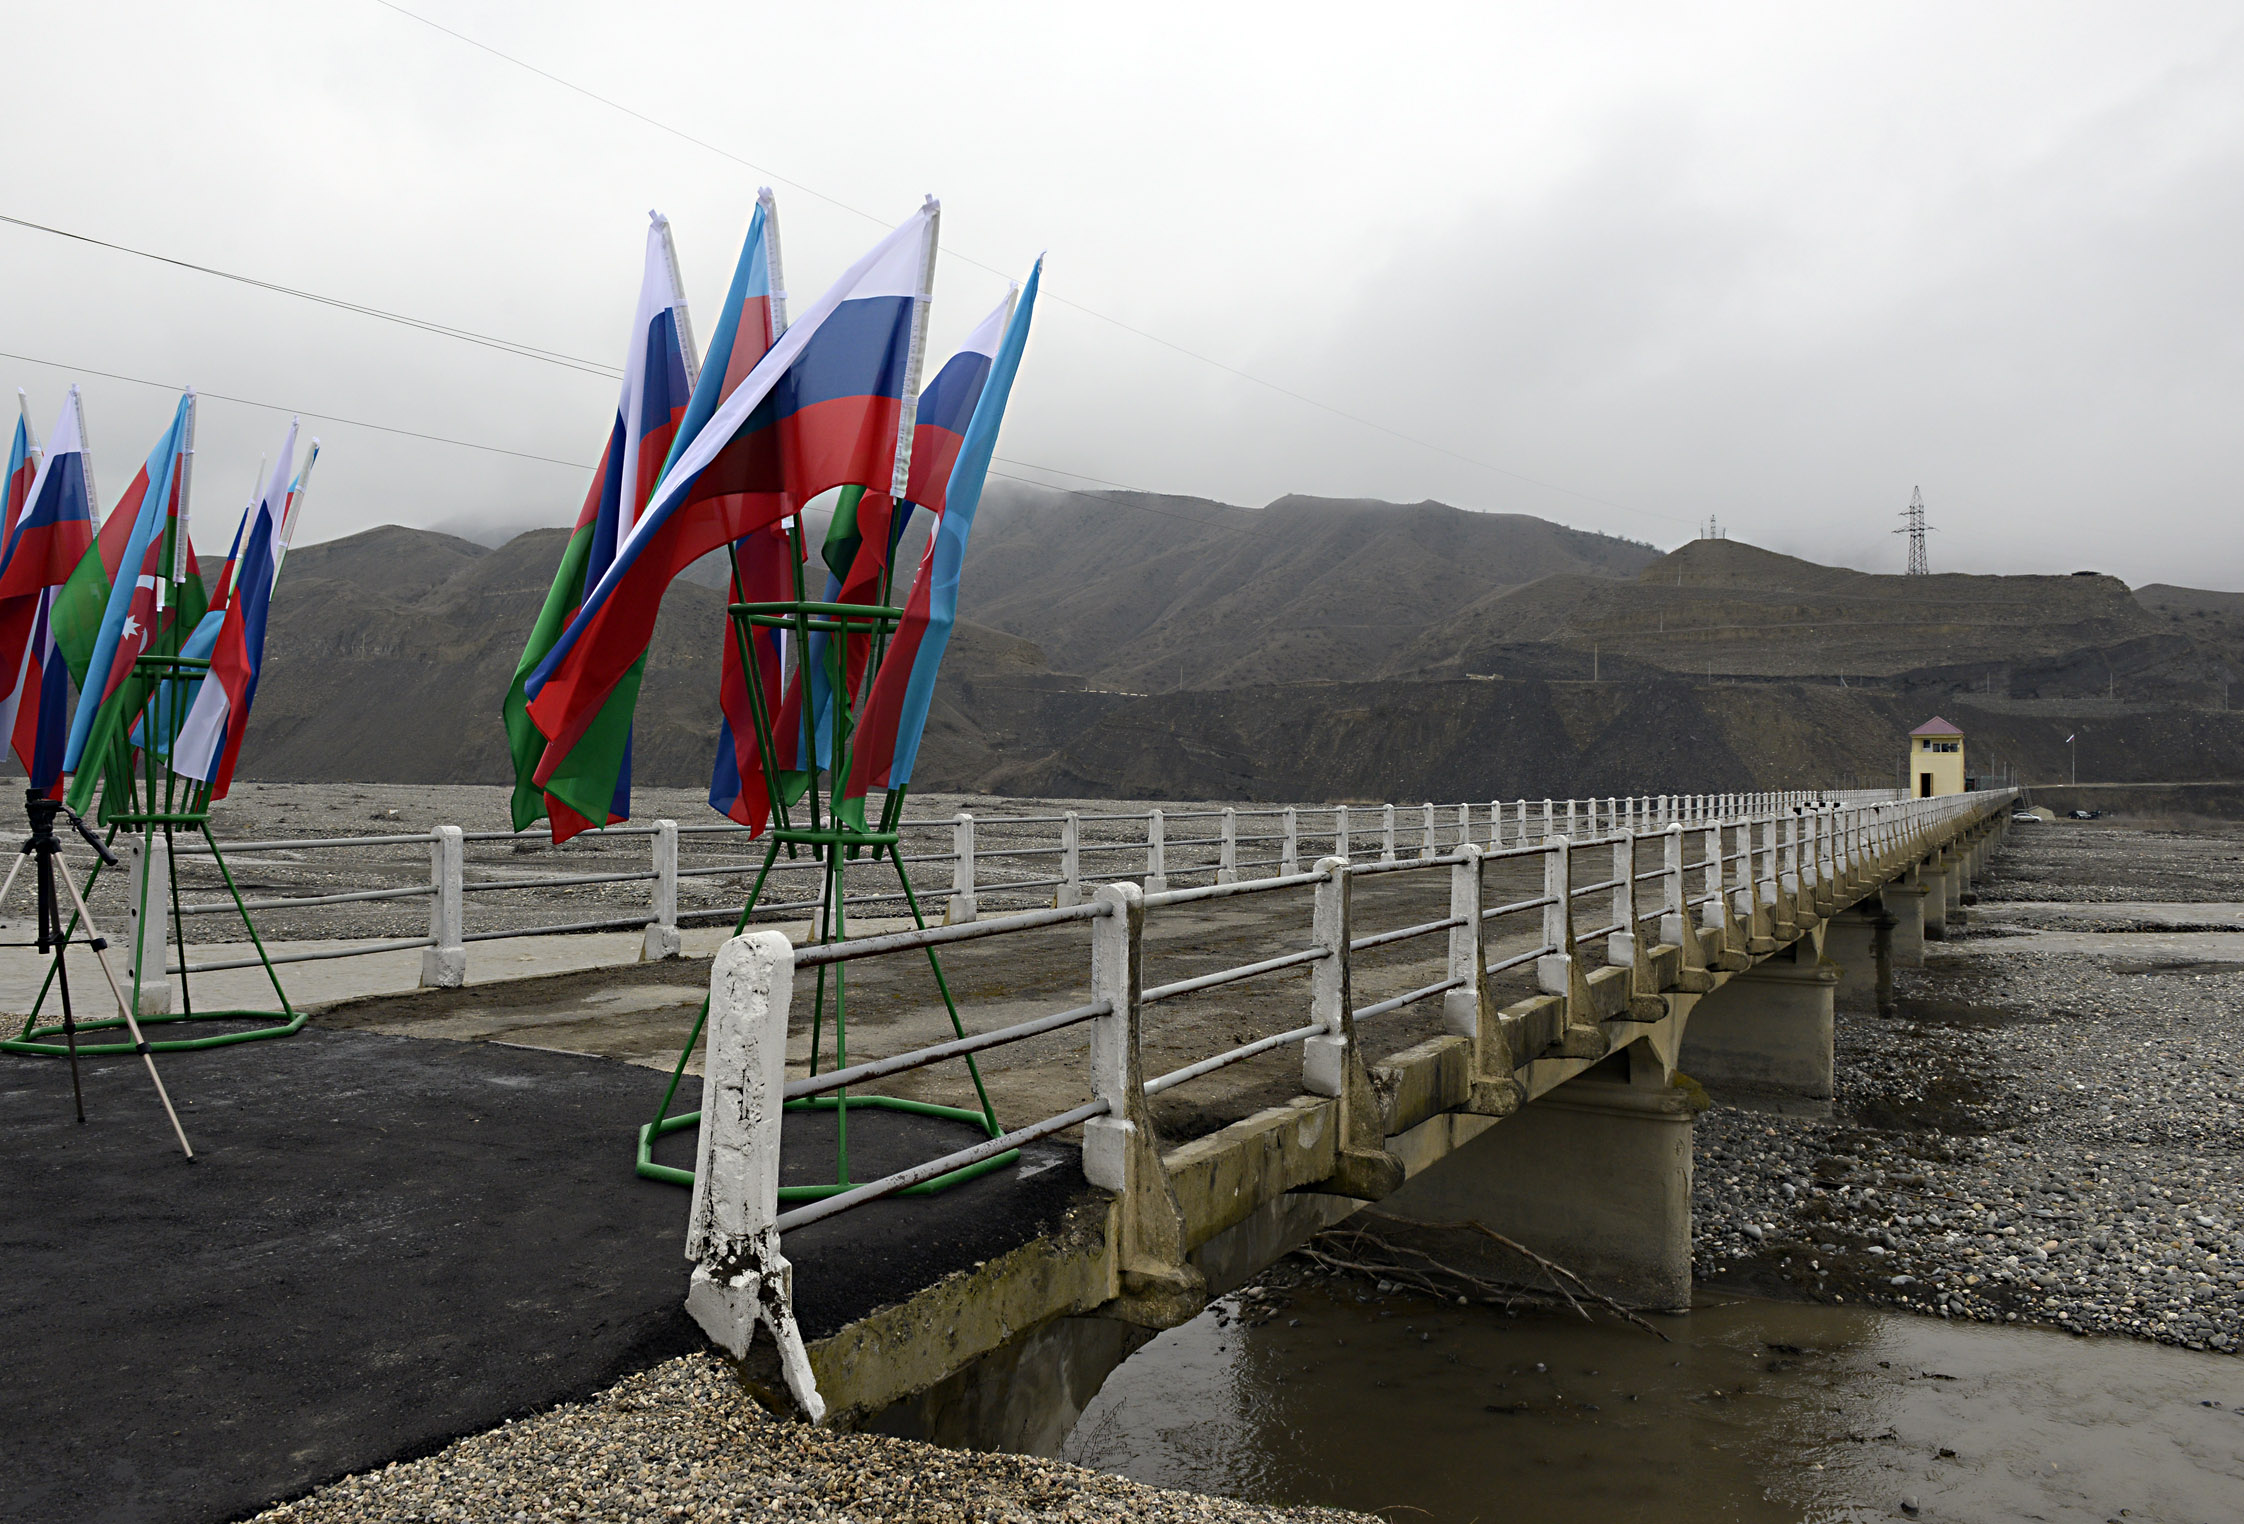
[248,1354,1373,1524]
[1691,818,2244,1352]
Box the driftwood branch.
[1294,1214,1670,1342]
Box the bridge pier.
[1881,873,1928,968]
[1822,905,1891,1014]
[1677,938,1837,1101]
[1375,1049,1695,1312]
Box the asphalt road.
[0,1027,1084,1524]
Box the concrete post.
[1758,817,1778,915]
[683,931,822,1422]
[1304,856,1351,1097]
[1456,803,1472,854]
[1380,804,1397,864]
[1087,880,1202,1324]
[1542,798,1554,843]
[1419,801,1436,861]
[948,811,979,924]
[1660,823,1688,946]
[1217,807,1239,884]
[1607,830,1640,968]
[1057,811,1083,908]
[1880,872,1927,967]
[1086,883,1146,1188]
[1279,807,1298,876]
[1566,799,1578,838]
[1446,844,1483,1038]
[1537,836,1575,997]
[419,824,466,988]
[1680,943,1837,1101]
[1145,809,1168,895]
[1699,821,1724,934]
[1783,811,1801,898]
[1489,801,1503,847]
[123,829,173,1015]
[644,819,682,960]
[1334,805,1350,861]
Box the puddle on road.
[1063,1285,2244,1522]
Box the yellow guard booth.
[1909,716,1966,797]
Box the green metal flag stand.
[635,521,1013,1197]
[3,653,299,1057]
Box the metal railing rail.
[118,788,1929,990]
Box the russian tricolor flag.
[840,258,1039,824]
[174,423,305,795]
[0,388,93,792]
[526,198,940,764]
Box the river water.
[1061,1284,2244,1522]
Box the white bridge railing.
[143,789,1903,987]
[679,787,2007,1409]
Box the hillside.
[958,485,1661,691]
[22,502,2232,811]
[1393,538,2224,704]
[236,525,1055,791]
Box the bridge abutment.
[1375,1057,1695,1311]
[1677,941,1837,1101]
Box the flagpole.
[652,212,701,394]
[274,437,319,578]
[65,386,94,525]
[17,388,42,466]
[760,187,789,338]
[885,197,942,501]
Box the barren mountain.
[91,495,2243,807]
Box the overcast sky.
[4,2,2238,588]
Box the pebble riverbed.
[248,1355,1374,1524]
[1692,817,2244,1352]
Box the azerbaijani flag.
[173,423,305,794]
[524,199,941,780]
[61,390,208,814]
[839,259,1040,826]
[0,389,91,792]
[504,212,698,837]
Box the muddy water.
[1062,1287,2244,1522]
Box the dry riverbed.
[1690,816,2244,1351]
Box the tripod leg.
[0,846,28,917]
[39,851,86,1124]
[51,854,193,1161]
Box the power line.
[0,348,594,469]
[0,213,621,379]
[367,0,1689,529]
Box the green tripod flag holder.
[3,653,300,1057]
[635,522,1012,1197]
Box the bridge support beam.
[1678,942,1836,1101]
[1376,1059,1695,1312]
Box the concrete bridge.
[680,788,2015,1438]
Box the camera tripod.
[1,789,192,1159]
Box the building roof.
[1910,716,1965,738]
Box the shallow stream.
[1062,1285,2244,1522]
